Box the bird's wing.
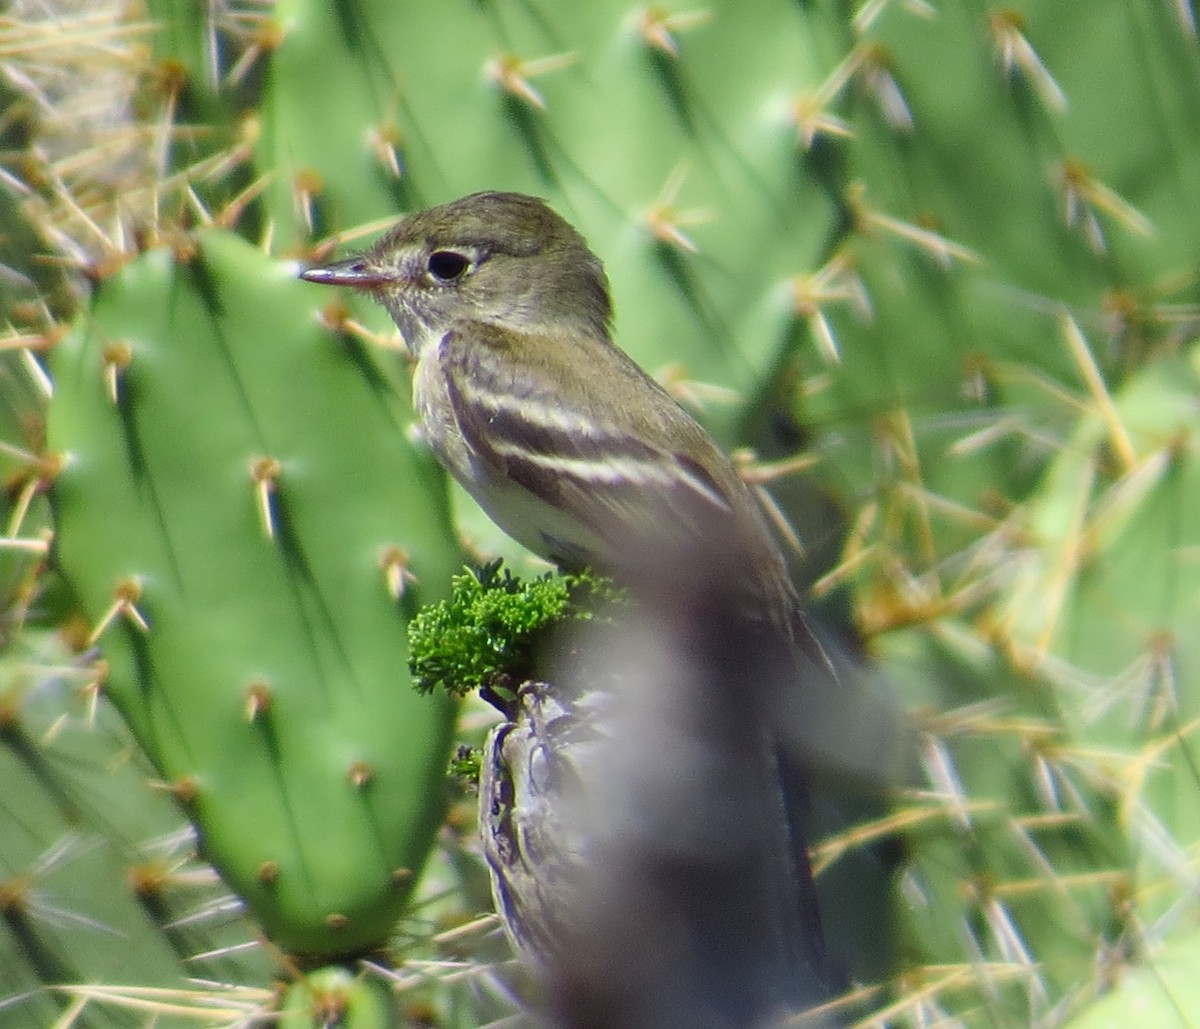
[439,321,741,569]
[439,321,839,679]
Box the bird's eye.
[427,250,471,282]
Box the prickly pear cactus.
[801,2,1200,1024]
[1,0,1199,1024]
[0,616,275,1025]
[47,228,462,958]
[1004,349,1200,933]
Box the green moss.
[408,560,620,699]
[448,745,483,789]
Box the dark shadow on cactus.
[2,905,79,1009]
[500,96,560,189]
[511,0,572,52]
[307,0,422,231]
[734,318,857,626]
[329,327,393,398]
[737,325,812,454]
[376,154,424,217]
[302,194,337,246]
[111,361,150,482]
[1,722,81,825]
[130,880,239,975]
[649,241,728,360]
[797,135,856,261]
[183,249,229,321]
[643,48,698,136]
[123,619,183,773]
[239,663,320,893]
[642,54,794,229]
[330,0,368,52]
[183,252,267,443]
[98,351,191,753]
[265,484,359,707]
[0,181,61,309]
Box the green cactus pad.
[0,625,273,1024]
[1062,926,1200,1029]
[881,620,1131,1022]
[47,228,462,958]
[1003,348,1200,930]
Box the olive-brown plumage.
[302,192,826,659]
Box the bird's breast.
[411,348,602,568]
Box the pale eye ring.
[427,250,471,282]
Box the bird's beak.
[300,257,395,289]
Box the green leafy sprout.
[408,560,622,700]
[448,744,483,788]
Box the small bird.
[301,191,828,666]
[301,192,845,1026]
